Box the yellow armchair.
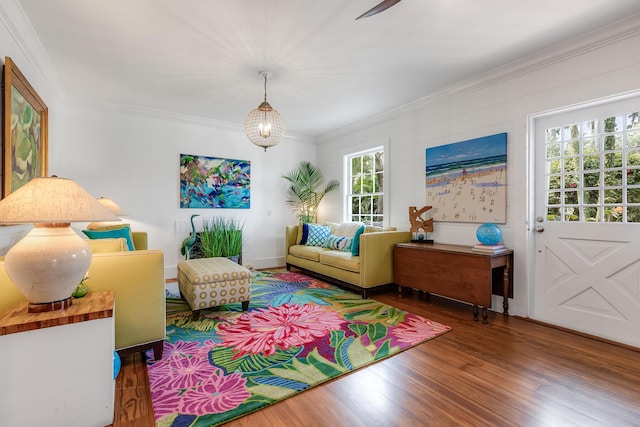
[0,239,165,359]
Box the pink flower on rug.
[180,370,250,415]
[391,314,451,344]
[163,340,201,361]
[151,386,184,419]
[167,354,220,390]
[218,303,346,357]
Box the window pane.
[604,134,623,151]
[604,206,623,222]
[375,152,384,172]
[627,206,640,222]
[546,143,561,158]
[546,127,561,143]
[563,124,580,140]
[604,152,622,168]
[628,169,640,185]
[351,157,361,175]
[351,196,360,214]
[564,174,580,188]
[548,175,561,190]
[604,115,623,133]
[627,130,640,148]
[564,158,579,173]
[628,188,640,203]
[564,140,580,156]
[584,207,598,222]
[547,207,561,221]
[583,172,600,188]
[564,191,579,205]
[361,196,372,214]
[564,207,579,221]
[604,189,622,204]
[583,154,600,171]
[547,191,561,205]
[627,151,640,166]
[604,170,622,186]
[583,189,600,204]
[352,176,361,194]
[362,154,374,174]
[583,137,598,153]
[582,120,599,137]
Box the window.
[544,111,640,222]
[346,148,384,226]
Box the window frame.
[343,140,389,226]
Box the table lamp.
[0,176,119,312]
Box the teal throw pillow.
[351,225,366,256]
[83,226,135,251]
[305,224,330,247]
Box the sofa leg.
[152,340,164,360]
[192,310,201,321]
[286,263,291,271]
[361,289,369,299]
[242,300,249,311]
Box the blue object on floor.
[113,351,121,380]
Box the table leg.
[473,304,479,322]
[503,256,511,316]
[398,285,403,298]
[482,307,488,324]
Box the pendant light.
[244,71,285,151]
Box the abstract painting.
[426,133,507,223]
[2,57,48,198]
[180,154,250,209]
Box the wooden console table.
[393,243,513,323]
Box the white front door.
[532,94,640,347]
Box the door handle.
[536,226,544,233]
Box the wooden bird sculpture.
[180,214,200,259]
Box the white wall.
[316,17,640,317]
[53,104,315,278]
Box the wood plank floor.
[113,288,640,427]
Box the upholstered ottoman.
[177,257,251,320]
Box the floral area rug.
[148,270,451,426]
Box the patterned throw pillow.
[324,234,353,252]
[305,224,330,247]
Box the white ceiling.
[15,0,640,139]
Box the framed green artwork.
[2,57,48,198]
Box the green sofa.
[0,234,166,359]
[285,224,411,298]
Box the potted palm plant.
[282,161,340,223]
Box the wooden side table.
[0,291,115,427]
[394,243,513,323]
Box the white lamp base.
[4,224,92,313]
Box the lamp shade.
[96,196,127,216]
[244,101,286,151]
[0,176,119,224]
[244,71,285,151]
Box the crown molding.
[317,12,640,142]
[0,0,66,102]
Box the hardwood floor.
[113,288,640,426]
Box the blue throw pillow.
[83,226,135,251]
[305,224,330,247]
[351,225,366,256]
[300,223,311,245]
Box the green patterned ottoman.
[177,257,251,320]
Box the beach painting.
[180,154,250,209]
[426,133,507,223]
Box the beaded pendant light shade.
[244,71,285,151]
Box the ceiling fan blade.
[356,0,402,20]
